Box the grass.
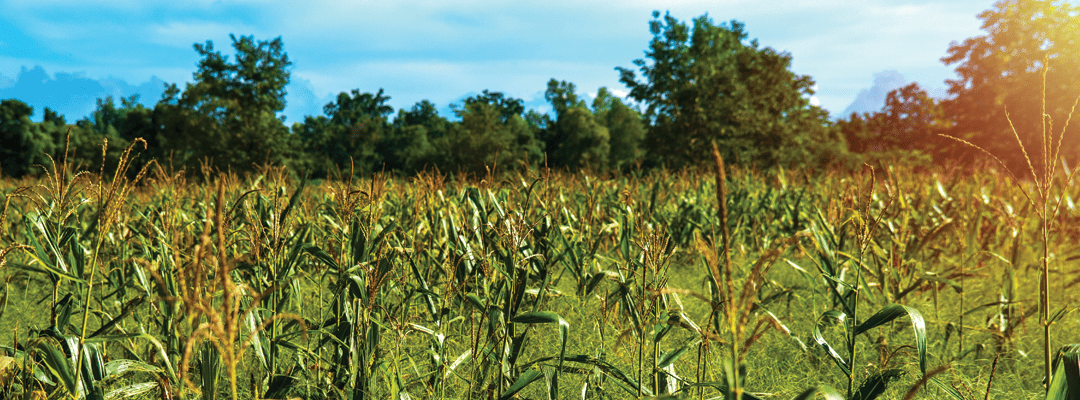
[1,134,1080,398]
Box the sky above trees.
[0,0,987,123]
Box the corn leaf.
[850,369,903,400]
[1048,344,1080,400]
[812,310,850,377]
[854,304,927,374]
[498,369,543,400]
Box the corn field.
[3,144,1080,400]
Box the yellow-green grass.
[0,160,1075,399]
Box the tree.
[67,96,135,173]
[296,89,395,176]
[617,11,843,168]
[454,90,525,123]
[840,84,951,156]
[592,87,645,170]
[941,0,1080,173]
[395,100,447,132]
[541,79,610,170]
[389,100,449,172]
[329,88,394,173]
[156,34,294,172]
[292,115,335,176]
[0,99,57,177]
[438,91,542,176]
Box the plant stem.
[1042,210,1051,392]
[638,257,645,398]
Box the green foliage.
[1048,344,1080,400]
[328,88,394,173]
[838,84,947,167]
[387,100,449,173]
[541,79,610,171]
[617,11,844,169]
[156,34,294,172]
[592,87,645,170]
[941,0,1080,173]
[438,91,542,175]
[62,96,137,174]
[0,99,57,177]
[2,159,1076,399]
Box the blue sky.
[0,0,990,124]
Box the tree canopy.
[159,34,294,172]
[6,4,1067,179]
[940,0,1080,173]
[617,11,846,169]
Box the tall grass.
[942,59,1080,393]
[2,136,1080,398]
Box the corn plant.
[941,59,1080,392]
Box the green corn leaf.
[561,354,653,397]
[544,365,558,400]
[812,310,850,377]
[53,293,76,331]
[32,215,70,274]
[686,381,764,400]
[200,342,220,400]
[81,342,106,396]
[620,211,633,262]
[1048,344,1080,400]
[498,369,543,400]
[465,187,485,219]
[409,323,436,336]
[89,296,145,338]
[465,293,485,312]
[350,217,366,264]
[10,260,85,284]
[0,348,59,386]
[1067,353,1080,400]
[657,337,702,370]
[35,340,78,396]
[277,175,307,224]
[406,252,438,318]
[304,244,340,270]
[488,189,506,219]
[905,218,954,258]
[850,369,903,400]
[928,377,966,400]
[584,272,606,296]
[280,225,311,278]
[372,220,398,251]
[920,272,962,293]
[854,304,927,374]
[245,309,269,371]
[444,350,471,380]
[510,311,570,398]
[1050,306,1072,325]
[510,311,567,332]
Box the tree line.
[839,0,1080,174]
[2,2,1076,179]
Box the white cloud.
[0,0,993,117]
[148,21,261,49]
